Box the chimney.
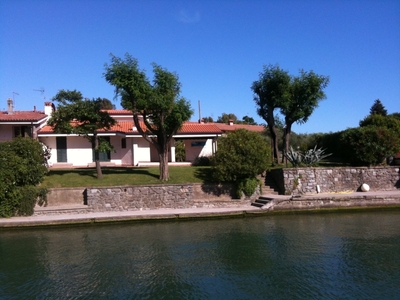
[228,119,233,126]
[199,118,204,124]
[44,102,55,117]
[7,98,13,114]
[33,106,36,112]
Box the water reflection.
[1,211,399,299]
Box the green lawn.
[42,166,214,188]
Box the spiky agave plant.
[302,145,332,166]
[285,146,303,167]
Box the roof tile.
[0,111,47,122]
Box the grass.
[41,166,214,188]
[41,161,348,189]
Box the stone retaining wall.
[45,183,259,212]
[271,166,400,195]
[271,193,400,211]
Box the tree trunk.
[266,108,280,164]
[268,125,280,164]
[93,134,103,179]
[281,123,292,165]
[159,148,169,181]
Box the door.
[56,137,67,162]
[92,137,111,162]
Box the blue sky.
[1,0,399,134]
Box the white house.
[37,108,223,167]
[1,99,266,168]
[0,99,52,142]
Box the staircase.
[251,196,274,208]
[252,172,281,209]
[259,172,280,195]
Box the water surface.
[1,211,399,299]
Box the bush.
[340,127,400,166]
[0,137,50,217]
[211,129,270,198]
[174,140,186,162]
[237,178,261,198]
[192,156,211,166]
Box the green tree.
[240,115,257,125]
[104,54,193,181]
[252,65,329,164]
[96,98,116,110]
[47,90,117,179]
[280,70,329,162]
[0,137,50,217]
[340,127,400,166]
[369,99,387,116]
[217,113,238,123]
[252,65,291,163]
[202,116,214,123]
[211,129,270,198]
[360,114,400,134]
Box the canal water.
[1,211,399,299]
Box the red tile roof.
[212,122,266,133]
[103,110,133,115]
[0,111,47,122]
[180,122,222,134]
[38,121,223,135]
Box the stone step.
[251,197,272,208]
[34,205,91,216]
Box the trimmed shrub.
[211,129,270,198]
[0,137,50,217]
[340,127,400,166]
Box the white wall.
[184,139,214,162]
[110,136,133,165]
[0,124,13,142]
[132,137,151,165]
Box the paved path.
[1,190,399,228]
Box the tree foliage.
[0,137,50,217]
[96,98,116,110]
[47,90,117,179]
[240,115,257,125]
[340,127,400,166]
[202,116,214,123]
[252,65,291,163]
[104,53,193,181]
[217,113,238,123]
[369,99,387,116]
[359,114,400,134]
[211,129,270,198]
[316,111,400,166]
[252,65,329,164]
[280,70,329,162]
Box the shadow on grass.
[193,167,214,183]
[47,167,160,180]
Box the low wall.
[46,188,86,206]
[270,192,400,211]
[45,183,259,211]
[271,166,400,195]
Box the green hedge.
[0,137,49,217]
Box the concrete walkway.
[0,206,262,228]
[1,190,399,228]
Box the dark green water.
[1,211,400,299]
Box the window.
[14,126,32,138]
[121,138,126,149]
[191,141,206,147]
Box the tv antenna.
[12,92,19,109]
[33,88,46,101]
